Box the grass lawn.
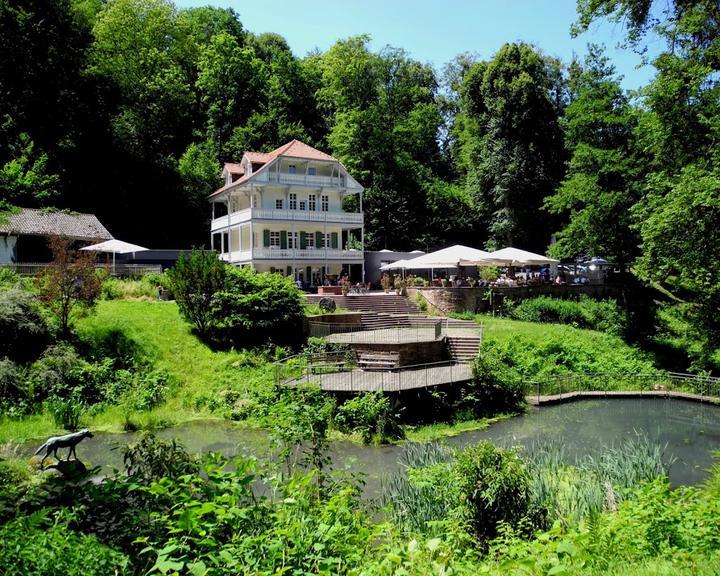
[0,300,275,444]
[459,312,659,376]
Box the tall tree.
[544,45,638,268]
[460,43,565,251]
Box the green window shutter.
[286,266,292,276]
[263,229,270,247]
[331,232,338,249]
[280,230,287,249]
[300,231,307,249]
[315,231,322,248]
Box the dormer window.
[308,167,316,176]
[288,164,296,174]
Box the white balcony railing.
[252,248,363,260]
[252,172,347,188]
[221,248,363,262]
[211,208,363,231]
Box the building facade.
[208,140,364,286]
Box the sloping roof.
[209,139,342,200]
[223,162,244,175]
[0,208,113,241]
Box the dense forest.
[0,0,718,362]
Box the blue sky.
[176,0,662,90]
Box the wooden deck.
[526,389,720,406]
[285,363,473,392]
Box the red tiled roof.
[223,162,244,175]
[245,152,274,164]
[209,140,340,199]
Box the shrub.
[0,512,130,576]
[452,441,536,544]
[210,266,305,348]
[122,433,198,484]
[467,344,525,416]
[166,249,226,338]
[0,288,50,362]
[334,392,404,443]
[513,296,626,336]
[0,359,31,415]
[35,235,102,335]
[47,396,84,430]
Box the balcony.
[220,248,363,262]
[211,208,363,231]
[253,171,348,188]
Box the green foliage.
[122,433,198,483]
[167,249,226,338]
[545,45,639,267]
[46,396,83,431]
[334,392,404,444]
[0,288,51,362]
[0,511,129,576]
[459,42,564,250]
[0,359,30,416]
[452,441,536,545]
[476,329,656,380]
[265,384,334,471]
[210,265,305,348]
[468,344,526,416]
[512,296,626,336]
[101,274,170,301]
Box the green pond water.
[21,398,720,493]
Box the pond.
[19,398,720,492]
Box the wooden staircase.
[446,335,481,362]
[356,350,400,371]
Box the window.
[305,233,315,249]
[289,193,297,210]
[288,164,296,174]
[269,231,280,248]
[288,231,298,249]
[275,198,283,209]
[308,166,316,176]
[308,194,316,211]
[321,195,329,212]
[299,200,306,211]
[322,233,331,248]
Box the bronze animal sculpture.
[34,429,94,465]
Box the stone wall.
[352,339,446,366]
[408,284,622,315]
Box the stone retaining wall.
[408,284,622,315]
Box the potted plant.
[381,273,391,294]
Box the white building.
[208,140,364,286]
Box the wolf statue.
[34,429,94,465]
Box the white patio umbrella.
[379,259,409,271]
[402,245,492,270]
[460,247,559,267]
[81,239,148,273]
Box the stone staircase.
[309,294,419,315]
[446,335,481,362]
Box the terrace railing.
[525,372,720,403]
[273,351,471,392]
[307,317,445,342]
[1,262,162,277]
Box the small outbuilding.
[0,208,113,264]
